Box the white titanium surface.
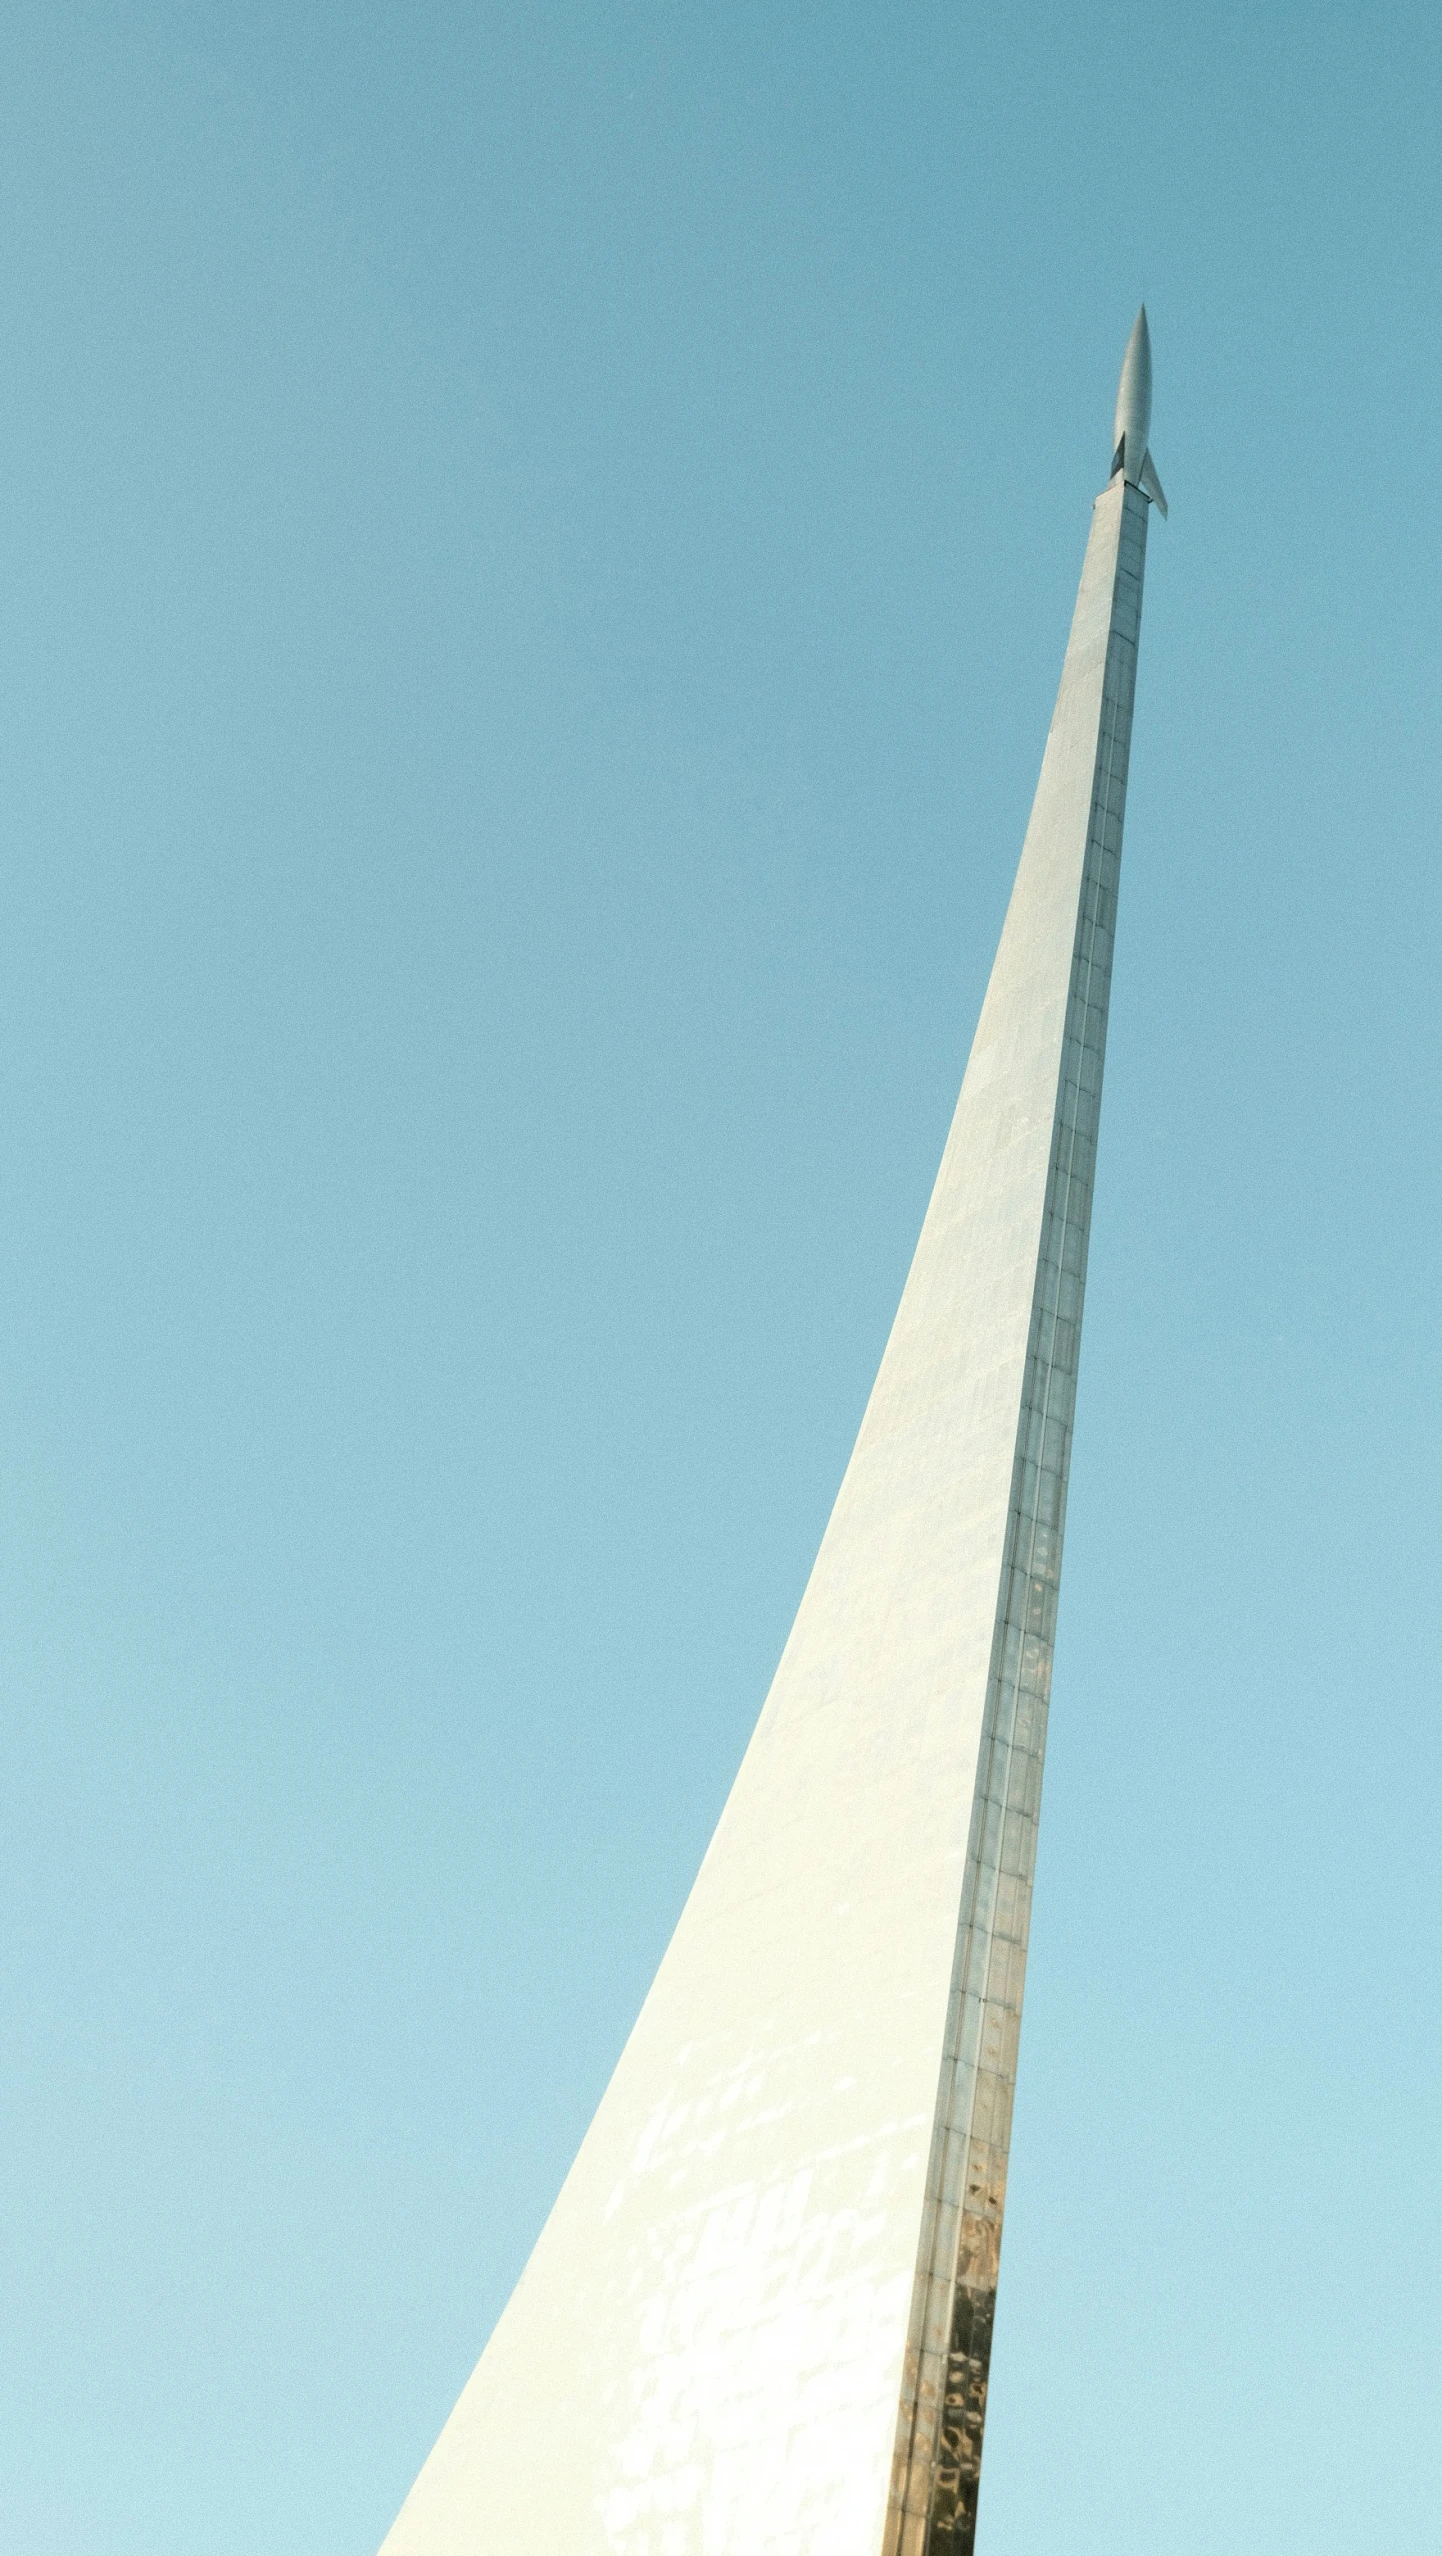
[381,471,1148,2556]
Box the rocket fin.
[1139,448,1168,516]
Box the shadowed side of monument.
[885,472,1150,2556]
[379,315,1164,2556]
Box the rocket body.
[1111,305,1167,515]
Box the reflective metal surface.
[886,485,1149,2556]
[380,351,1161,2556]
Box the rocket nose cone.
[1112,305,1153,472]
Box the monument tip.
[1110,303,1167,517]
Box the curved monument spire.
[380,314,1166,2556]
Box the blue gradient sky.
[3,6,1440,2551]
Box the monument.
[382,310,1166,2556]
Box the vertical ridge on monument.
[381,310,1166,2556]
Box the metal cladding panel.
[381,475,1147,2556]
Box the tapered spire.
[380,335,1164,2556]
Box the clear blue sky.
[2,5,1439,2551]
